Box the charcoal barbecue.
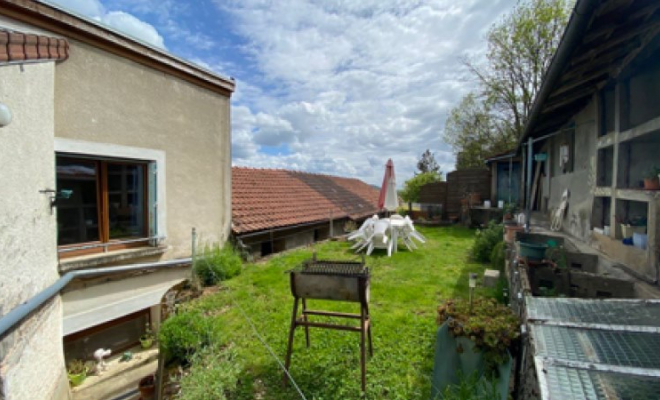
[283,254,373,392]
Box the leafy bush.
[178,346,241,400]
[437,298,519,376]
[343,220,357,233]
[471,221,504,263]
[490,241,506,272]
[194,242,242,286]
[159,311,216,364]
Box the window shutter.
[148,162,158,244]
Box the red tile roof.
[232,167,380,234]
[0,30,69,63]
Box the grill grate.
[295,260,368,277]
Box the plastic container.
[518,241,548,260]
[484,200,491,209]
[633,233,648,250]
[622,224,646,239]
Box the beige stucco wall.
[0,63,69,400]
[54,40,232,258]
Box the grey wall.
[546,100,598,240]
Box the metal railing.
[0,257,191,339]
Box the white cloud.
[104,0,216,51]
[49,0,166,48]
[49,0,105,19]
[218,0,516,185]
[102,11,165,48]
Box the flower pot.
[643,177,660,190]
[469,193,481,206]
[68,371,86,387]
[139,375,156,400]
[621,224,646,239]
[518,241,548,261]
[140,337,154,349]
[504,224,523,243]
[431,322,511,400]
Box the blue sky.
[47,0,517,186]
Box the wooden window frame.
[57,156,150,258]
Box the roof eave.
[518,0,600,147]
[0,0,235,96]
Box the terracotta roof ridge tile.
[0,28,69,64]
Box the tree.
[444,0,570,167]
[400,172,442,204]
[417,149,441,174]
[444,93,512,169]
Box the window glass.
[56,155,149,250]
[56,158,100,245]
[108,163,146,239]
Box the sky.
[47,0,517,186]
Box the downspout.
[0,258,192,339]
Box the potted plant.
[544,246,567,271]
[643,166,660,190]
[138,374,156,399]
[502,203,518,223]
[67,359,88,387]
[140,323,155,349]
[432,299,519,399]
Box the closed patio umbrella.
[378,159,398,212]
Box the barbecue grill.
[283,254,373,392]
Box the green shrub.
[178,346,241,400]
[159,311,216,364]
[343,220,357,233]
[471,221,503,263]
[194,242,242,286]
[490,241,506,272]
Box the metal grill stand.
[283,255,373,392]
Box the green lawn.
[178,226,498,399]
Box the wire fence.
[228,288,308,400]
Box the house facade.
[521,0,660,283]
[232,167,380,258]
[0,1,234,399]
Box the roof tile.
[0,30,69,65]
[232,167,380,234]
